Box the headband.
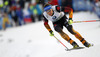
[44,5,52,11]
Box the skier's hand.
[49,30,54,36]
[68,18,73,25]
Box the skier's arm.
[55,6,73,19]
[43,17,51,32]
[43,16,54,36]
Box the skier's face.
[46,9,53,16]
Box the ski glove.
[68,18,73,25]
[49,30,54,36]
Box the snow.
[0,11,100,57]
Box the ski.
[66,47,85,51]
[66,44,94,51]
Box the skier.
[43,3,92,48]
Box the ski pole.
[73,20,100,23]
[53,35,69,51]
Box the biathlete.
[43,4,92,48]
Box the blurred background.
[0,0,99,30]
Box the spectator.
[0,0,4,13]
[48,0,59,5]
[2,12,10,30]
[16,5,24,26]
[23,8,32,23]
[3,1,10,13]
[95,0,100,7]
[28,3,35,22]
[35,3,43,21]
[36,0,45,6]
[0,11,3,30]
[10,4,18,26]
[18,0,25,9]
[62,0,72,8]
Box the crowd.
[48,0,100,17]
[0,0,43,30]
[0,0,100,30]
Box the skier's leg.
[3,21,6,30]
[54,24,79,48]
[67,25,91,47]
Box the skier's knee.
[67,25,75,34]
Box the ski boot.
[84,42,93,48]
[72,42,79,48]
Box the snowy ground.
[0,11,100,57]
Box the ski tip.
[92,44,94,46]
[88,43,94,48]
[65,49,70,51]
